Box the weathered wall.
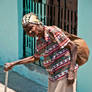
[78,0,92,92]
[0,0,19,64]
[0,0,48,87]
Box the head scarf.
[22,12,43,26]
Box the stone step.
[0,65,47,92]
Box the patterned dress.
[34,26,78,82]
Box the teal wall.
[17,0,23,59]
[0,0,48,87]
[78,0,92,92]
[0,0,19,64]
[0,0,23,64]
[0,0,24,65]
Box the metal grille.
[23,0,78,67]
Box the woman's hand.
[67,71,75,85]
[67,65,75,85]
[4,56,39,71]
[4,63,14,71]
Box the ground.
[0,65,47,92]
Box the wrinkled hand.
[4,63,14,71]
[67,69,75,85]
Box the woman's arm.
[4,55,40,71]
[65,41,77,85]
[67,41,77,66]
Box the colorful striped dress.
[34,26,78,82]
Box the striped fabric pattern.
[35,26,78,81]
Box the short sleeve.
[48,26,70,49]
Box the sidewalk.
[0,83,16,92]
[0,66,47,92]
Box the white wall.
[78,0,92,92]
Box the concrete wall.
[0,0,24,63]
[17,0,24,59]
[78,0,92,92]
[0,0,19,64]
[0,0,48,87]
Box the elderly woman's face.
[24,24,40,37]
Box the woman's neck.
[37,25,44,38]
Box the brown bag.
[63,31,90,66]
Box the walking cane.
[4,71,8,92]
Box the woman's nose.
[29,31,32,34]
[32,26,36,30]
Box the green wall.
[0,0,48,87]
[0,0,19,64]
[78,0,92,92]
[0,0,23,64]
[17,0,23,59]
